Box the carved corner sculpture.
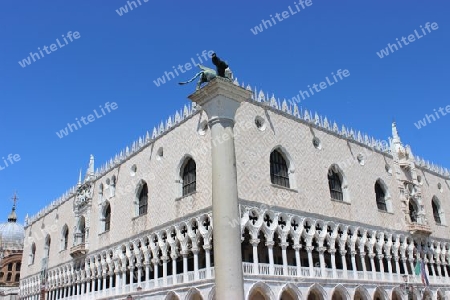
[178,52,233,90]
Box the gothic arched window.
[138,183,148,216]
[328,168,343,201]
[375,181,387,211]
[270,150,290,188]
[409,201,418,223]
[432,197,442,225]
[105,204,111,231]
[182,158,196,196]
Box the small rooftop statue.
[179,52,233,90]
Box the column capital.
[359,252,366,257]
[293,244,302,251]
[151,258,160,265]
[306,246,315,253]
[368,253,376,259]
[317,246,327,254]
[265,241,275,248]
[250,239,260,246]
[280,242,289,249]
[339,250,347,256]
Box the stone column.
[359,252,367,280]
[330,249,337,278]
[281,242,289,276]
[340,250,348,279]
[204,245,212,279]
[424,258,431,276]
[152,259,159,287]
[109,272,114,289]
[294,245,302,277]
[170,256,177,284]
[442,262,448,278]
[136,264,142,287]
[162,256,168,285]
[318,247,327,278]
[436,262,442,277]
[121,268,126,288]
[188,78,251,300]
[307,246,314,277]
[250,239,260,275]
[267,240,275,275]
[409,258,415,276]
[129,266,135,285]
[378,254,385,280]
[192,249,199,280]
[182,251,189,283]
[369,253,376,280]
[401,258,409,275]
[351,251,358,279]
[144,262,150,283]
[394,256,401,277]
[386,255,393,281]
[114,270,120,289]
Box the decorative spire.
[85,154,95,182]
[392,122,401,144]
[77,169,82,186]
[7,192,18,223]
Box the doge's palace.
[19,78,450,300]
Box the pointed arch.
[331,284,350,300]
[61,224,69,251]
[328,164,350,203]
[29,243,36,265]
[422,288,433,300]
[278,283,302,300]
[135,179,148,216]
[100,201,111,232]
[44,234,51,258]
[432,196,446,225]
[408,199,419,223]
[436,289,445,300]
[247,281,276,300]
[76,215,86,244]
[165,291,181,300]
[307,283,327,300]
[375,178,392,212]
[373,287,388,300]
[207,286,216,300]
[354,286,370,300]
[177,155,197,198]
[269,146,296,189]
[185,287,203,300]
[390,287,403,300]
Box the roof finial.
[11,191,18,210]
[8,192,18,222]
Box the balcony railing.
[35,262,450,300]
[408,223,432,235]
[69,243,87,257]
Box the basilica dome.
[0,206,24,251]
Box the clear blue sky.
[1,1,449,224]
